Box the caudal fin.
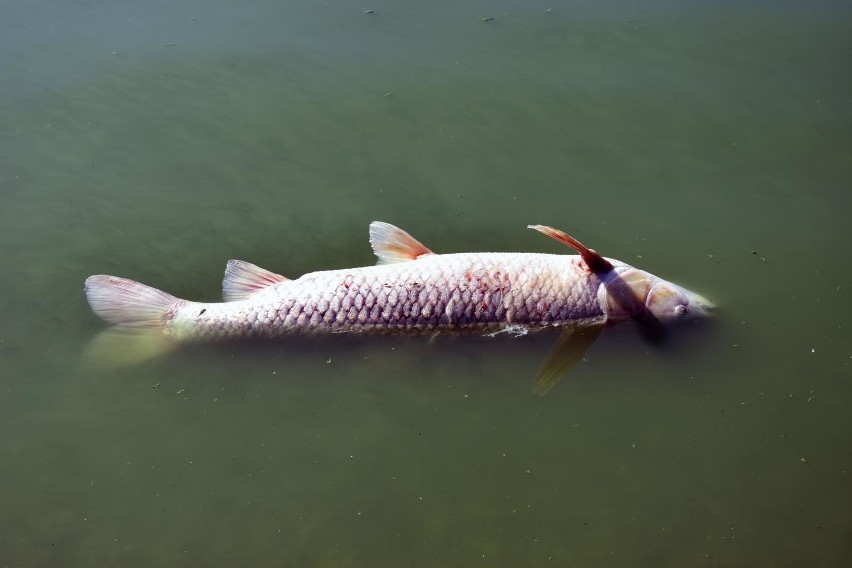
[83,275,181,368]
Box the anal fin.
[532,325,604,395]
[223,260,289,302]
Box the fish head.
[601,267,714,323]
[645,278,714,322]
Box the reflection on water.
[1,0,850,566]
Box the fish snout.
[685,289,715,317]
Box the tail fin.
[83,275,180,368]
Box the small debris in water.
[163,43,177,47]
[481,17,495,22]
[524,469,532,475]
[486,324,528,338]
[364,9,374,14]
[176,388,185,395]
[326,358,332,364]
[800,457,808,464]
[152,383,160,389]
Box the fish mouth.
[686,289,716,315]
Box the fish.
[84,222,713,392]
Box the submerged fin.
[528,225,613,274]
[369,221,434,264]
[222,260,289,302]
[83,275,181,368]
[84,326,176,369]
[532,325,604,395]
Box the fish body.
[84,222,713,389]
[95,252,609,342]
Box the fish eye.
[674,305,688,317]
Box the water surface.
[1,1,850,566]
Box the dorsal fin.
[369,221,434,264]
[222,260,289,302]
[528,225,614,274]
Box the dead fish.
[84,222,713,392]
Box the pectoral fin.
[532,325,604,395]
[527,225,613,274]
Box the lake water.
[2,1,850,566]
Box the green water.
[2,1,851,565]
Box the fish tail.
[83,275,181,368]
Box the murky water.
[2,1,850,566]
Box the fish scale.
[172,253,607,341]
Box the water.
[2,1,850,565]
